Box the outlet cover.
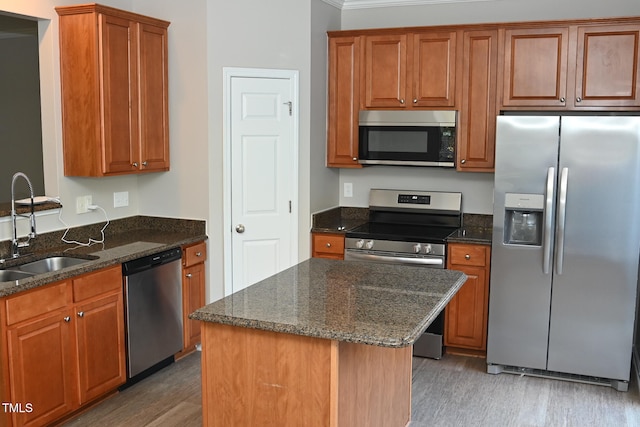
[344,182,353,198]
[113,191,129,208]
[76,195,92,214]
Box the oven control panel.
[398,194,431,205]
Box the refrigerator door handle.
[543,167,556,274]
[555,167,569,275]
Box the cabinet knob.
[576,97,582,103]
[186,273,193,278]
[132,162,139,168]
[196,252,202,257]
[465,254,471,260]
[142,161,148,167]
[77,311,84,318]
[326,243,332,248]
[64,316,71,323]
[399,99,405,104]
[413,99,418,104]
[460,159,466,164]
[352,157,357,161]
[560,97,566,103]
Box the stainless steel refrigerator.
[487,115,640,391]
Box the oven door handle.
[345,251,444,267]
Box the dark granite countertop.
[191,258,466,348]
[311,206,368,233]
[0,216,207,298]
[446,227,493,245]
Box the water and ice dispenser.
[503,193,544,246]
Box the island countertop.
[191,258,466,348]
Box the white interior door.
[225,69,298,296]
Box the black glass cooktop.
[345,222,458,243]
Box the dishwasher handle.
[122,247,182,276]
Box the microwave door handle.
[542,167,555,274]
[555,167,569,275]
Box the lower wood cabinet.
[2,266,125,427]
[177,241,207,358]
[444,243,491,356]
[311,232,345,260]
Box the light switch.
[344,183,353,198]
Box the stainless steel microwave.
[358,110,456,167]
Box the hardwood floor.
[63,351,640,427]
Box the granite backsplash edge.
[0,215,206,259]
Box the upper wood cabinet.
[501,24,640,109]
[362,31,457,108]
[574,24,640,108]
[456,30,498,172]
[56,4,170,177]
[327,36,362,168]
[502,27,570,108]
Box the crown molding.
[322,0,504,10]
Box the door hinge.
[289,200,292,213]
[284,101,292,116]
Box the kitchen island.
[191,258,466,427]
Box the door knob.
[235,224,245,233]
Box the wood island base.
[200,322,412,427]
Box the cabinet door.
[457,30,498,172]
[444,265,487,350]
[8,311,76,427]
[100,13,140,174]
[327,36,361,168]
[363,34,408,108]
[412,31,457,107]
[138,22,170,172]
[183,262,206,351]
[574,25,640,108]
[75,292,126,404]
[502,27,570,107]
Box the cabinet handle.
[132,162,139,167]
[460,159,466,164]
[326,243,332,248]
[413,99,418,104]
[196,252,202,257]
[352,157,358,161]
[64,316,71,323]
[576,97,582,103]
[399,99,405,104]
[465,254,471,260]
[77,311,84,318]
[560,97,566,103]
[186,273,193,278]
[142,161,148,167]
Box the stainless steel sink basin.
[0,269,34,282]
[16,256,91,274]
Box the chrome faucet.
[11,172,37,258]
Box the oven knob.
[413,243,422,253]
[365,240,374,250]
[356,239,365,249]
[424,244,432,254]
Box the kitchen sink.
[0,270,35,282]
[16,256,91,274]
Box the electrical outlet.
[113,191,129,208]
[344,182,353,198]
[76,195,92,214]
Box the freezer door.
[487,116,560,370]
[547,116,640,381]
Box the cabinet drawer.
[73,266,122,303]
[6,281,70,326]
[448,244,488,267]
[313,233,345,257]
[184,241,207,267]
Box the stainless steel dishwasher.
[122,247,183,383]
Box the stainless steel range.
[345,189,462,358]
